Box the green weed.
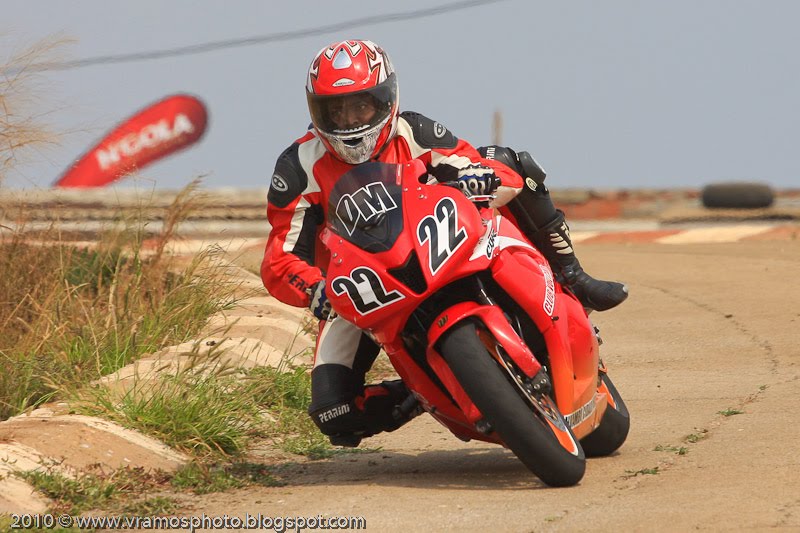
[121,496,179,516]
[248,363,336,459]
[170,461,283,494]
[654,444,689,455]
[18,469,116,514]
[684,429,709,443]
[14,463,180,524]
[80,362,262,458]
[623,467,660,478]
[15,463,166,515]
[718,408,744,417]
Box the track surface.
[180,237,799,532]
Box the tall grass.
[80,349,334,460]
[81,350,263,458]
[249,361,336,459]
[0,187,240,421]
[1,35,67,185]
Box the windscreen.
[328,162,405,253]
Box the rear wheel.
[580,373,630,457]
[438,321,585,487]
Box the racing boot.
[531,211,628,311]
[309,364,419,447]
[358,379,420,434]
[477,145,628,312]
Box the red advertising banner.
[55,94,208,187]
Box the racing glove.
[308,280,332,321]
[454,165,501,198]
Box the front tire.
[438,321,585,487]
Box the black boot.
[309,364,418,447]
[532,212,628,311]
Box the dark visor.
[308,73,397,135]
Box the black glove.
[308,280,332,321]
[454,164,501,197]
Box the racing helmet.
[306,40,399,164]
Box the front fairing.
[322,161,489,341]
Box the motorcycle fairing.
[323,161,491,341]
[323,161,608,441]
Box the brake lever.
[466,194,496,204]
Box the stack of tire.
[701,182,775,209]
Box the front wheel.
[438,321,585,487]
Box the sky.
[4,0,800,191]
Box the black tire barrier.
[701,182,775,209]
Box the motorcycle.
[320,160,630,487]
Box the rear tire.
[438,321,585,487]
[580,373,630,457]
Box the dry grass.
[0,189,240,421]
[0,34,69,186]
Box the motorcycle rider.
[261,40,628,446]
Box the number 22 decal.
[417,197,467,275]
[331,267,404,316]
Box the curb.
[571,223,799,245]
[0,264,312,514]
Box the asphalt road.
[184,239,800,532]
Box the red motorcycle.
[320,160,629,487]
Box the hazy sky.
[4,0,799,190]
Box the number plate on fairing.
[416,197,468,275]
[331,266,405,316]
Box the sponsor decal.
[94,114,195,171]
[271,174,289,192]
[335,182,398,236]
[331,266,404,315]
[417,197,468,275]
[332,78,355,87]
[564,397,597,428]
[433,121,447,139]
[485,228,498,259]
[484,145,496,159]
[540,264,556,316]
[286,273,309,293]
[526,177,538,191]
[437,315,449,328]
[317,403,351,423]
[55,94,207,188]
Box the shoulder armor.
[399,111,458,149]
[269,143,308,208]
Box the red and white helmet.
[306,40,399,164]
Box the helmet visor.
[308,73,397,137]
